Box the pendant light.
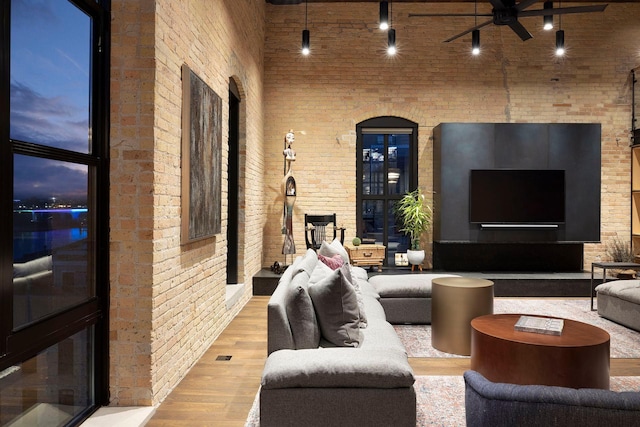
[386,1,396,55]
[471,1,480,55]
[555,30,565,56]
[472,30,480,55]
[555,2,564,56]
[379,1,389,30]
[301,0,310,55]
[543,1,554,31]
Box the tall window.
[356,117,418,266]
[1,1,109,426]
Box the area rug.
[244,376,640,427]
[394,298,640,358]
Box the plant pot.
[407,249,425,266]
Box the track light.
[543,1,554,30]
[380,1,389,30]
[555,29,565,56]
[301,0,310,55]
[387,28,396,55]
[471,30,480,55]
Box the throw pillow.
[309,260,333,286]
[285,280,321,349]
[318,238,350,264]
[344,267,368,329]
[318,253,344,270]
[308,263,361,347]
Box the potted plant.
[394,188,432,267]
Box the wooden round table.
[471,314,610,389]
[431,277,494,356]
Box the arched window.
[356,117,418,267]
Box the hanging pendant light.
[555,29,565,56]
[301,0,310,55]
[386,1,396,55]
[543,1,554,31]
[555,2,564,56]
[472,30,480,55]
[387,29,396,55]
[471,1,480,55]
[379,1,389,30]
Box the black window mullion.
[0,0,12,357]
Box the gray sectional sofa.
[464,370,640,426]
[260,242,420,427]
[595,280,640,332]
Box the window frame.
[0,0,111,412]
[356,117,418,265]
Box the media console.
[432,123,600,272]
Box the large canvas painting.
[181,64,222,244]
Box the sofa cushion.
[596,280,640,305]
[296,248,319,276]
[369,274,459,298]
[308,264,361,347]
[261,348,414,389]
[318,238,350,264]
[286,277,321,349]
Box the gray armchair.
[464,370,640,427]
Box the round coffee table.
[431,277,494,356]
[471,314,610,389]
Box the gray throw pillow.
[285,279,320,349]
[308,263,361,347]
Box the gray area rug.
[395,298,640,358]
[245,376,640,427]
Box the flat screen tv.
[469,169,565,224]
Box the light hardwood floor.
[145,296,640,426]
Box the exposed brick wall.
[110,0,265,406]
[263,3,640,269]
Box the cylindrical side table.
[431,277,494,356]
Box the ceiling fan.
[409,0,608,43]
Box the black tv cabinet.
[432,242,584,272]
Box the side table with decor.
[344,243,385,271]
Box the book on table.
[514,315,564,336]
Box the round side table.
[431,277,494,356]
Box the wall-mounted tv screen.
[469,169,565,224]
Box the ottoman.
[595,279,640,332]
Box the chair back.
[304,214,344,250]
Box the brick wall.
[110,0,265,406]
[263,2,640,268]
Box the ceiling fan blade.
[408,13,493,18]
[508,20,533,41]
[518,5,608,18]
[444,20,493,43]
[488,0,508,9]
[515,0,541,12]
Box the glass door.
[356,117,418,267]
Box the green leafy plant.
[606,237,635,262]
[394,188,432,250]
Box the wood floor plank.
[146,295,640,426]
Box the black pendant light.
[379,1,389,30]
[301,0,310,55]
[555,1,564,56]
[543,1,554,31]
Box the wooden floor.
[146,296,640,427]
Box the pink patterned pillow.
[318,253,344,270]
